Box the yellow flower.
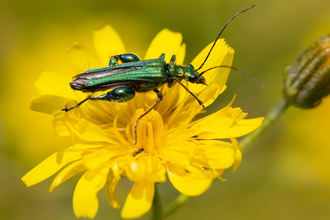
[22,25,263,219]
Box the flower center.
[132,109,165,155]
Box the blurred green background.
[1,0,330,219]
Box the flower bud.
[283,34,330,108]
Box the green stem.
[239,97,290,151]
[164,193,191,218]
[151,184,164,220]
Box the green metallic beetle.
[63,5,255,142]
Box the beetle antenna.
[200,65,264,87]
[196,4,256,71]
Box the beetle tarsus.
[62,96,91,112]
[133,148,144,157]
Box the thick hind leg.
[109,53,141,66]
[62,87,135,112]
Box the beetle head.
[185,64,207,85]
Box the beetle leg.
[63,87,136,112]
[170,54,176,64]
[109,53,141,66]
[159,53,165,60]
[134,89,163,144]
[62,96,91,112]
[97,87,136,103]
[172,77,205,108]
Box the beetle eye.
[188,74,198,83]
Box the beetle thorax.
[166,63,206,85]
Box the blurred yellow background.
[1,0,330,219]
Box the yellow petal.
[106,170,121,210]
[73,167,110,218]
[53,111,71,136]
[49,160,85,192]
[35,71,76,99]
[160,84,189,125]
[121,178,154,219]
[193,140,238,169]
[176,43,186,65]
[63,108,118,143]
[82,149,113,170]
[145,29,184,62]
[212,169,225,179]
[226,117,264,138]
[196,84,221,108]
[93,25,126,67]
[166,163,213,196]
[125,161,143,182]
[157,140,195,166]
[211,47,234,93]
[232,139,242,173]
[67,42,100,72]
[126,154,166,183]
[30,95,69,114]
[166,98,200,130]
[184,104,264,139]
[22,148,82,187]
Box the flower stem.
[164,193,191,217]
[151,185,164,220]
[239,97,290,151]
